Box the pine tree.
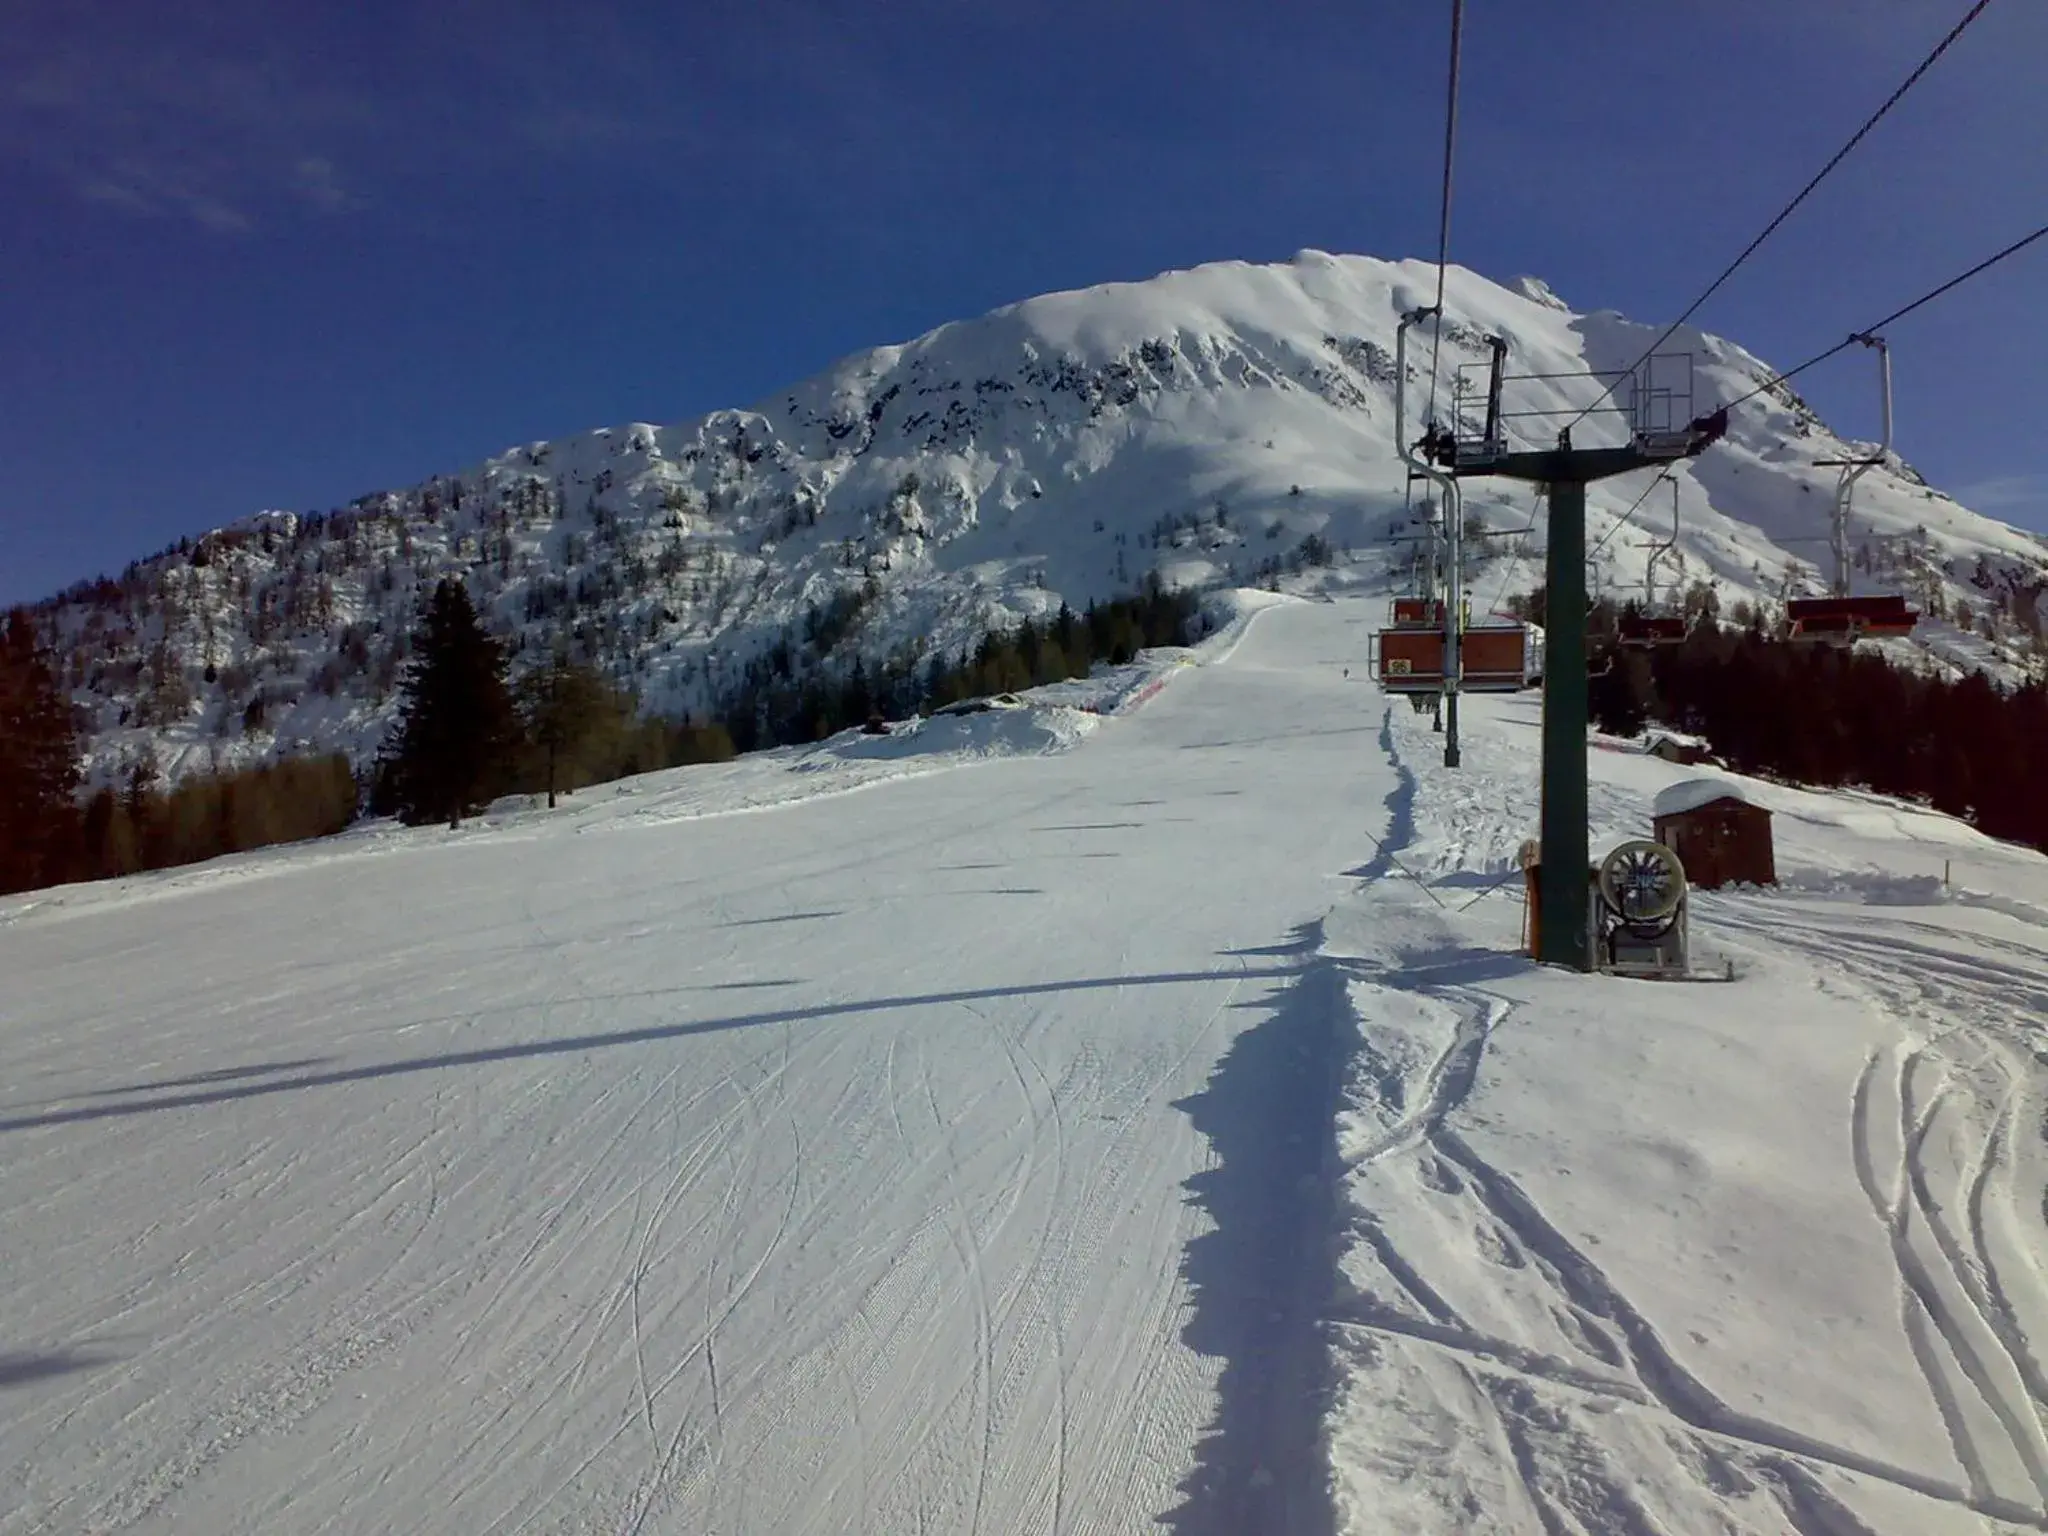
[378,580,517,827]
[516,652,627,808]
[0,610,83,892]
[1589,648,1655,739]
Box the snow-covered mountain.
[26,250,2048,784]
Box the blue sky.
[3,0,2043,604]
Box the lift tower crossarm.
[1428,429,1726,484]
[1424,406,1728,969]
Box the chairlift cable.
[1423,0,1466,432]
[1723,220,2048,412]
[1565,0,1994,433]
[1482,489,1541,623]
[1589,470,1669,559]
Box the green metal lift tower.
[1398,307,1727,969]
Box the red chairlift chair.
[1389,596,1447,629]
[1616,611,1690,647]
[1785,593,1918,644]
[1373,596,1533,695]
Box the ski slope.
[6,593,2048,1534]
[0,596,1364,1535]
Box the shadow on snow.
[0,965,1301,1134]
[1353,707,1417,884]
[0,1348,120,1390]
[1162,922,1342,1536]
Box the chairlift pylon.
[1413,319,1727,972]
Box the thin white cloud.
[70,156,255,232]
[175,187,255,234]
[1,27,360,233]
[3,3,824,229]
[290,156,356,214]
[77,178,156,214]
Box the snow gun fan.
[1588,838,1710,981]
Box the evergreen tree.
[377,580,517,827]
[1634,619,2048,859]
[1589,649,1655,738]
[0,610,83,892]
[79,785,139,879]
[515,652,629,808]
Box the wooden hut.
[1644,731,1714,767]
[1652,778,1775,889]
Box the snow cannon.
[1590,838,1689,979]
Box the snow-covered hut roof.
[1652,776,1763,820]
[1642,728,1709,751]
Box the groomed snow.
[0,593,1346,1534]
[4,591,2045,1535]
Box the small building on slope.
[1652,778,1776,890]
[1643,730,1716,767]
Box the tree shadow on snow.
[1347,947,1531,990]
[1424,869,1518,890]
[0,965,1300,1134]
[81,1057,335,1099]
[1029,821,1147,832]
[1161,923,1340,1536]
[1220,939,1300,960]
[8,1057,337,1112]
[0,1347,119,1390]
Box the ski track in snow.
[1324,695,2048,1535]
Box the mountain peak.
[1511,275,1571,312]
[27,252,2048,788]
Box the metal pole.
[1539,476,1591,969]
[1444,478,1463,767]
[1396,304,1465,759]
[1645,472,1677,608]
[1422,497,1439,606]
[1830,479,1850,601]
[1877,336,1893,451]
[1834,334,1890,598]
[1395,311,1442,612]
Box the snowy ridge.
[24,251,2048,787]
